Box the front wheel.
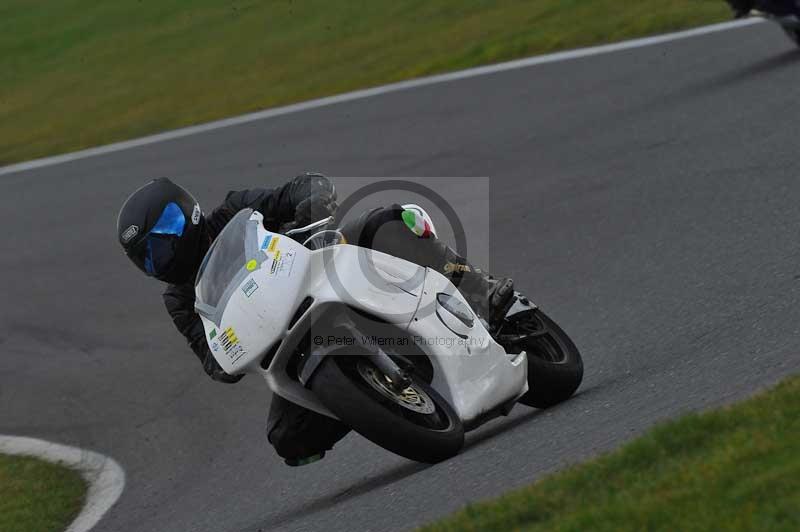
[504,309,583,408]
[310,355,464,463]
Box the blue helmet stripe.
[150,202,185,236]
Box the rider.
[117,174,515,466]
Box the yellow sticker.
[221,327,239,349]
[246,259,257,271]
[267,236,279,252]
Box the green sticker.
[209,329,217,340]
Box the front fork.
[297,314,411,393]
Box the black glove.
[294,191,338,228]
[203,351,244,384]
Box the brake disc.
[356,361,436,414]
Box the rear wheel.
[310,355,464,463]
[501,309,583,408]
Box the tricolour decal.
[401,208,433,238]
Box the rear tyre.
[310,355,464,463]
[514,309,583,408]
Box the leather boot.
[437,247,516,332]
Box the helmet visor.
[144,234,179,276]
[129,202,187,277]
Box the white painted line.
[0,18,763,177]
[0,435,125,532]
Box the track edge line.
[0,18,762,177]
[0,435,126,532]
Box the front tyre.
[513,309,583,408]
[310,356,464,463]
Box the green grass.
[0,454,87,532]
[0,1,730,165]
[421,374,800,532]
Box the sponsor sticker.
[444,262,472,274]
[275,250,296,278]
[221,327,239,348]
[267,236,279,252]
[229,345,246,363]
[269,250,281,275]
[268,249,297,277]
[260,235,272,250]
[121,225,139,243]
[242,278,258,297]
[219,326,246,363]
[191,204,201,225]
[209,329,217,340]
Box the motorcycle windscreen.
[195,208,268,325]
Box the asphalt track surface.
[2,21,800,532]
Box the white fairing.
[410,270,528,422]
[195,210,528,425]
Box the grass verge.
[1,0,731,165]
[0,454,87,532]
[420,374,800,532]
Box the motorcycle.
[194,208,583,463]
[751,3,800,46]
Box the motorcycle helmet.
[117,177,207,284]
